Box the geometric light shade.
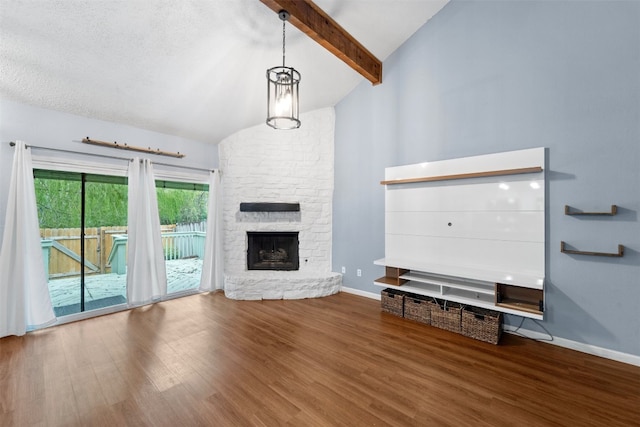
[266,66,300,129]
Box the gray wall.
[333,0,640,356]
[0,99,219,244]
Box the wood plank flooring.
[1,292,638,426]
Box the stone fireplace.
[219,108,341,300]
[247,231,299,271]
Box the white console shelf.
[376,148,546,320]
[373,259,544,320]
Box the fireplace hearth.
[247,231,299,271]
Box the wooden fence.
[40,224,196,278]
[176,221,206,233]
[107,231,206,274]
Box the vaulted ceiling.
[0,0,448,144]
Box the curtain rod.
[8,141,215,174]
[9,141,131,162]
[152,160,215,174]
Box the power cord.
[507,316,554,342]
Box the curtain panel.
[0,141,56,337]
[199,170,224,291]
[126,158,167,305]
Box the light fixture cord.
[282,19,286,67]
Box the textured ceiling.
[0,0,448,144]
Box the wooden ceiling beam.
[259,0,382,85]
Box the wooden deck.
[0,292,638,426]
[48,258,203,308]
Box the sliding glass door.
[156,180,208,295]
[84,176,128,310]
[35,170,128,316]
[34,169,210,316]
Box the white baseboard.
[340,286,380,300]
[502,324,640,367]
[341,287,640,367]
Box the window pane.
[84,180,128,308]
[35,172,128,316]
[156,185,208,294]
[36,177,83,316]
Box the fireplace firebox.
[247,231,299,271]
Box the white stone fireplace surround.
[218,108,341,300]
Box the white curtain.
[126,157,167,305]
[199,170,224,291]
[0,141,56,337]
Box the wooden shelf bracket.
[564,205,617,216]
[560,241,624,257]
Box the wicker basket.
[381,288,404,317]
[461,306,503,344]
[403,293,430,325]
[429,299,462,333]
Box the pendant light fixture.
[266,10,301,129]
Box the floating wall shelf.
[380,166,543,185]
[240,202,300,212]
[560,241,624,257]
[564,205,617,216]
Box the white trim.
[502,324,640,367]
[153,167,211,184]
[340,286,380,300]
[32,154,128,176]
[31,153,212,184]
[48,303,129,326]
[344,287,640,367]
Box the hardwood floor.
[1,292,638,426]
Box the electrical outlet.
[341,266,346,274]
[357,269,362,277]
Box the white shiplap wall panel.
[383,147,545,285]
[386,211,544,242]
[386,235,544,277]
[385,178,544,212]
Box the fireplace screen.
[247,231,299,271]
